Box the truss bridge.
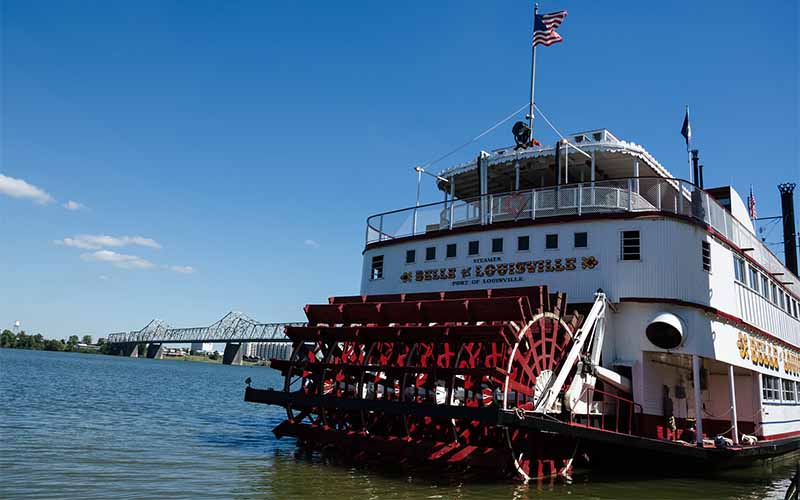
[107,311,305,365]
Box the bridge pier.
[223,342,243,365]
[146,343,164,359]
[121,343,139,357]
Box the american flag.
[748,185,757,219]
[532,10,568,47]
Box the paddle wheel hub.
[247,285,592,481]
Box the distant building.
[243,342,265,358]
[243,342,289,360]
[190,342,214,352]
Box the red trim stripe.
[761,429,800,441]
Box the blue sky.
[1,1,798,339]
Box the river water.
[0,348,795,499]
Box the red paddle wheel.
[257,285,586,481]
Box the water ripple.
[0,348,794,499]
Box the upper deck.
[364,130,799,302]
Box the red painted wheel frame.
[273,287,583,481]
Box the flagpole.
[685,105,692,184]
[528,3,538,142]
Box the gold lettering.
[402,255,598,283]
[737,332,749,360]
[582,256,598,269]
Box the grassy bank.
[160,354,264,366]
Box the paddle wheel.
[249,285,602,481]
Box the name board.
[399,255,598,287]
[737,332,800,376]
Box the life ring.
[502,192,527,216]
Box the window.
[749,266,759,291]
[545,234,558,249]
[761,274,770,299]
[425,247,436,261]
[763,375,781,402]
[370,255,384,280]
[620,231,640,261]
[492,238,504,253]
[783,379,796,402]
[405,249,415,264]
[574,232,588,248]
[702,241,712,272]
[517,235,529,251]
[780,291,786,310]
[468,240,479,256]
[771,282,778,304]
[733,256,746,283]
[446,243,457,258]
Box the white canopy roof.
[435,129,679,199]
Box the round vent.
[646,313,685,350]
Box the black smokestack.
[779,183,798,276]
[691,150,699,186]
[699,164,705,189]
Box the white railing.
[365,177,799,298]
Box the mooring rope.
[702,404,733,419]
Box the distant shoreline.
[0,335,267,367]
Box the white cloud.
[0,173,55,204]
[81,250,154,269]
[99,275,110,280]
[168,265,195,274]
[63,200,85,211]
[304,239,320,248]
[56,234,161,250]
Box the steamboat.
[245,6,800,481]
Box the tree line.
[0,330,113,354]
